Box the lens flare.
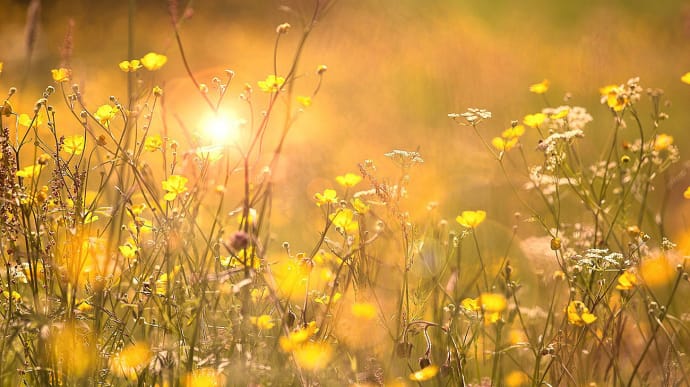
[201,112,242,144]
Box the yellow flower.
[18,112,44,128]
[51,67,70,83]
[63,135,85,155]
[279,321,319,352]
[501,124,525,139]
[293,342,333,371]
[351,197,370,214]
[351,302,377,320]
[504,370,529,387]
[461,297,480,312]
[640,255,675,287]
[118,242,138,260]
[480,293,507,313]
[684,186,690,199]
[297,95,312,107]
[329,208,359,233]
[0,62,3,74]
[118,59,142,72]
[681,72,690,85]
[109,342,152,381]
[550,107,569,119]
[409,365,439,381]
[250,314,275,330]
[523,113,546,128]
[94,104,119,127]
[566,300,597,326]
[3,290,21,302]
[492,137,518,152]
[335,172,362,187]
[144,134,162,152]
[456,210,486,228]
[155,265,181,296]
[314,188,338,206]
[140,52,168,71]
[183,369,222,387]
[654,134,673,151]
[616,270,638,291]
[161,175,188,201]
[599,84,627,112]
[153,85,163,97]
[257,74,285,93]
[529,79,549,94]
[16,164,42,179]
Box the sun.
[201,111,243,144]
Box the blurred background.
[2,0,690,250]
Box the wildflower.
[161,175,188,201]
[94,104,119,127]
[3,290,21,302]
[329,208,359,233]
[153,85,163,96]
[257,74,285,93]
[144,134,162,152]
[118,242,138,260]
[599,84,628,112]
[155,265,181,296]
[316,64,328,74]
[16,164,42,179]
[640,255,675,287]
[351,302,377,320]
[250,314,275,330]
[18,112,43,128]
[409,365,439,381]
[681,72,690,85]
[279,321,319,352]
[616,270,638,290]
[293,342,333,371]
[336,172,362,187]
[0,62,3,74]
[654,134,673,151]
[118,59,142,72]
[566,300,597,326]
[314,292,341,304]
[480,293,507,313]
[276,22,291,34]
[456,210,486,228]
[384,149,424,168]
[505,371,529,387]
[492,137,518,152]
[76,299,93,313]
[501,124,525,139]
[140,52,168,71]
[51,68,70,82]
[523,113,546,128]
[109,342,151,381]
[460,297,480,312]
[684,186,690,199]
[183,368,222,387]
[62,135,85,155]
[314,188,338,206]
[450,107,492,125]
[529,79,549,94]
[297,95,312,107]
[351,197,370,214]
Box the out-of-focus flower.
[529,79,549,94]
[63,135,85,155]
[523,113,546,128]
[684,186,690,199]
[144,134,162,152]
[616,270,638,291]
[336,172,362,187]
[118,59,142,72]
[140,52,168,71]
[314,189,338,206]
[250,314,275,330]
[293,342,333,371]
[681,72,690,85]
[409,365,439,381]
[654,134,673,151]
[109,342,152,381]
[567,300,597,326]
[351,302,377,320]
[297,95,312,107]
[16,164,42,178]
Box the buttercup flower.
[140,52,168,71]
[567,300,597,326]
[523,113,546,128]
[118,59,142,72]
[409,365,439,381]
[335,172,362,187]
[144,134,163,152]
[94,104,119,127]
[161,175,188,201]
[314,189,338,206]
[62,135,85,155]
[297,95,312,107]
[529,79,549,94]
[654,134,673,151]
[456,210,486,228]
[51,68,70,83]
[258,75,285,93]
[681,72,690,85]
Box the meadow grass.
[0,1,689,386]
